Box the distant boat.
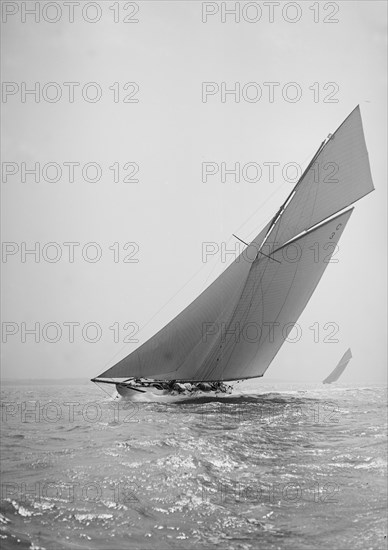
[92,106,374,401]
[323,348,352,384]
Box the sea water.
[1,380,387,550]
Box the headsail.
[96,222,271,380]
[95,107,373,384]
[323,348,352,384]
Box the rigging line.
[93,380,116,399]
[232,234,282,264]
[232,234,249,246]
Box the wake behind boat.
[92,107,374,401]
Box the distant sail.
[323,348,352,384]
[95,107,373,384]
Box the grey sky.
[1,1,387,383]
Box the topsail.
[262,105,374,252]
[323,348,352,384]
[95,106,374,383]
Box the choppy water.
[1,380,387,550]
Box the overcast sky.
[1,1,387,384]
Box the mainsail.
[323,348,352,384]
[95,106,374,383]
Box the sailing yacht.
[323,348,352,384]
[92,106,374,401]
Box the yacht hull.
[115,383,233,403]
